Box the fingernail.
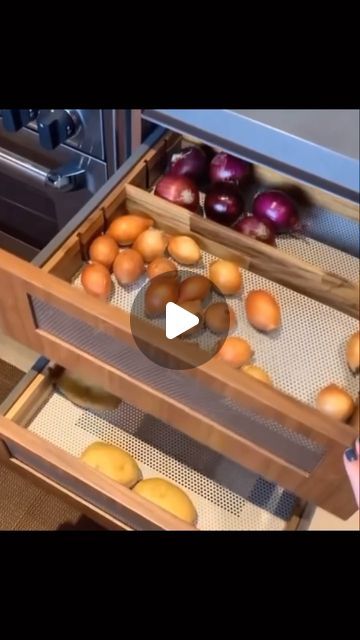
[345,448,357,462]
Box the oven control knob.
[2,109,22,131]
[37,110,81,150]
[2,109,38,131]
[20,109,39,126]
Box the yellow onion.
[346,331,360,374]
[80,263,112,300]
[216,337,253,368]
[315,384,355,422]
[205,302,237,334]
[178,275,211,303]
[178,299,204,336]
[133,228,168,263]
[209,260,242,295]
[147,257,178,280]
[113,249,144,285]
[88,234,118,270]
[242,364,272,385]
[245,290,281,332]
[145,279,180,317]
[167,235,201,265]
[107,214,154,245]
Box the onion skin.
[346,331,360,374]
[315,384,355,422]
[154,175,199,213]
[209,152,251,186]
[252,190,300,234]
[167,146,208,184]
[245,290,281,332]
[234,215,276,246]
[80,263,112,300]
[204,183,244,226]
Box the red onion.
[204,183,244,226]
[167,146,208,183]
[234,215,276,246]
[154,175,199,213]
[252,190,300,233]
[209,152,251,186]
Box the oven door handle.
[0,147,87,192]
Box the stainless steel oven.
[0,109,126,260]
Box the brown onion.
[88,234,119,270]
[205,303,237,334]
[346,331,360,374]
[216,337,253,368]
[242,365,273,385]
[316,384,355,422]
[209,260,243,295]
[145,279,180,317]
[167,236,201,265]
[133,228,168,263]
[147,257,178,280]
[80,263,112,300]
[113,249,144,285]
[245,290,281,332]
[178,275,211,303]
[106,214,154,245]
[178,299,204,336]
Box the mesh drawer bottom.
[27,392,297,531]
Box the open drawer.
[0,129,358,521]
[0,362,303,531]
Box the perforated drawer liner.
[71,246,358,403]
[27,391,297,530]
[197,172,360,268]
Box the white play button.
[165,302,199,340]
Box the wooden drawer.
[0,363,302,531]
[0,129,358,521]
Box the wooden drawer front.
[0,370,299,531]
[0,241,357,520]
[0,132,358,521]
[0,373,196,531]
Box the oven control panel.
[0,109,105,160]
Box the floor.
[0,331,358,531]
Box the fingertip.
[344,447,357,464]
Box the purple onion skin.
[154,174,200,213]
[209,152,251,186]
[252,190,300,233]
[204,183,244,226]
[167,146,208,184]
[234,215,276,246]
